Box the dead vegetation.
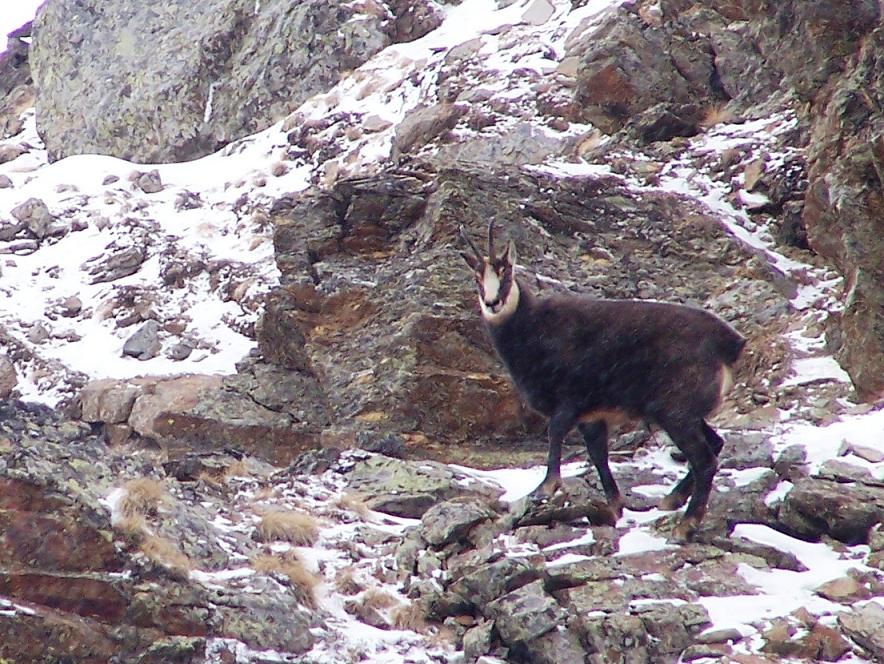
[391,601,427,632]
[112,512,148,542]
[252,552,320,608]
[334,566,365,595]
[699,103,736,129]
[120,477,169,517]
[255,508,320,545]
[140,534,191,579]
[334,492,372,521]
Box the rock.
[512,625,587,663]
[166,342,194,361]
[447,557,542,609]
[30,0,396,162]
[127,374,222,439]
[10,197,54,239]
[463,621,494,660]
[0,143,25,163]
[419,496,498,547]
[346,454,504,518]
[814,575,871,603]
[0,174,12,188]
[392,103,466,158]
[79,379,140,424]
[521,0,555,26]
[838,602,884,661]
[777,478,884,544]
[134,169,163,194]
[122,320,162,360]
[0,355,16,398]
[801,22,884,400]
[486,579,566,645]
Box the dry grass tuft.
[113,513,148,542]
[699,103,736,129]
[252,552,320,608]
[335,493,372,521]
[120,477,168,517]
[391,601,427,632]
[255,509,320,545]
[360,588,399,611]
[140,534,191,579]
[223,458,255,480]
[334,566,365,596]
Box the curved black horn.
[487,220,496,260]
[459,225,483,260]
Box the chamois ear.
[505,239,517,267]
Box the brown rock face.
[802,24,884,400]
[256,162,764,466]
[568,0,884,399]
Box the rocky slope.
[0,0,882,662]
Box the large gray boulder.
[30,0,398,163]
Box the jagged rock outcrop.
[29,0,441,163]
[251,161,777,460]
[0,20,33,139]
[570,0,884,399]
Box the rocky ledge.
[0,399,882,663]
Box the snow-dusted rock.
[0,355,16,398]
[30,0,403,163]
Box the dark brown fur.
[461,226,745,540]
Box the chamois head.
[459,222,520,323]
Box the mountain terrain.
[0,0,882,662]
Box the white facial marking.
[482,263,501,306]
[479,268,520,324]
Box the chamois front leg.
[530,410,576,502]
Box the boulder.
[838,602,884,661]
[10,197,54,239]
[419,496,498,547]
[345,454,503,518]
[30,0,395,162]
[486,579,567,645]
[0,355,16,398]
[777,478,884,544]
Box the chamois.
[459,222,746,541]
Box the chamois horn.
[459,225,483,262]
[487,219,497,260]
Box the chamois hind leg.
[659,420,724,511]
[531,409,577,501]
[578,421,623,524]
[660,418,719,541]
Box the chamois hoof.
[529,477,561,504]
[659,492,689,511]
[605,497,625,523]
[670,517,699,543]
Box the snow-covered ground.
[2,0,882,661]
